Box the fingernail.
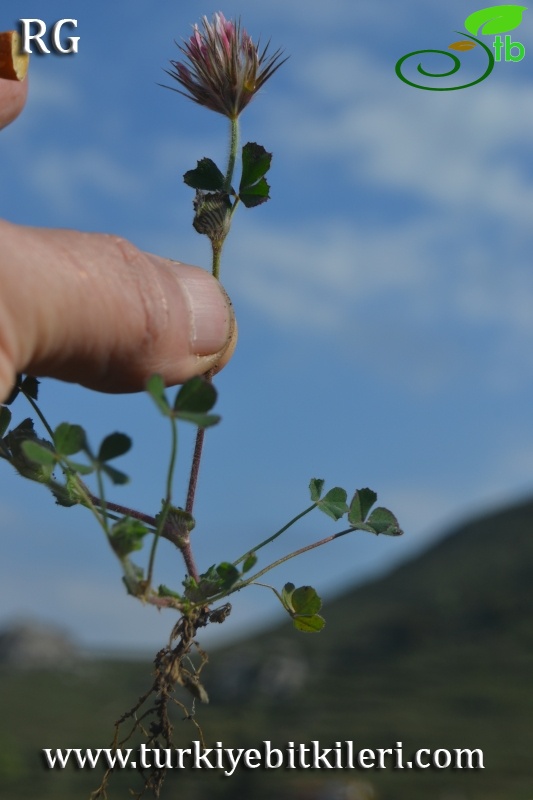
[179,269,235,357]
[0,31,30,81]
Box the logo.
[396,4,527,90]
[19,19,79,54]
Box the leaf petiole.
[233,503,317,566]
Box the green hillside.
[2,496,533,800]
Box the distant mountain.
[2,496,533,800]
[0,621,80,669]
[201,494,533,799]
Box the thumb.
[0,28,29,129]
[0,221,237,399]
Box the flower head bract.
[165,12,287,119]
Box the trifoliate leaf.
[184,158,226,191]
[348,488,377,525]
[174,376,217,413]
[98,432,131,463]
[291,585,322,616]
[63,460,94,475]
[239,143,272,208]
[366,507,404,536]
[348,522,379,534]
[281,582,296,610]
[53,422,86,456]
[101,463,129,485]
[293,614,326,633]
[146,374,170,415]
[175,411,220,428]
[240,143,272,188]
[282,584,325,632]
[20,375,39,400]
[4,416,31,437]
[309,478,325,502]
[317,487,349,521]
[239,178,270,208]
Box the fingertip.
[211,315,238,374]
[144,255,237,383]
[0,74,28,129]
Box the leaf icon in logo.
[448,40,478,51]
[464,5,527,36]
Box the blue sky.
[1,0,533,651]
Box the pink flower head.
[165,12,287,119]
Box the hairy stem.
[180,118,241,586]
[224,116,239,192]
[178,540,200,583]
[184,118,240,518]
[211,242,222,281]
[185,425,206,516]
[85,493,157,528]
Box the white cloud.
[27,148,142,215]
[225,203,533,395]
[266,47,533,224]
[229,217,428,323]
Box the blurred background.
[1,0,532,651]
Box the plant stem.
[254,581,284,604]
[185,426,206,515]
[22,392,54,440]
[224,116,239,192]
[244,526,356,584]
[178,540,200,583]
[193,527,358,609]
[85,493,156,528]
[184,118,240,519]
[233,504,317,566]
[211,242,222,281]
[146,416,179,587]
[95,466,111,538]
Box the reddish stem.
[86,493,156,527]
[185,427,205,515]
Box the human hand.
[0,65,237,403]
